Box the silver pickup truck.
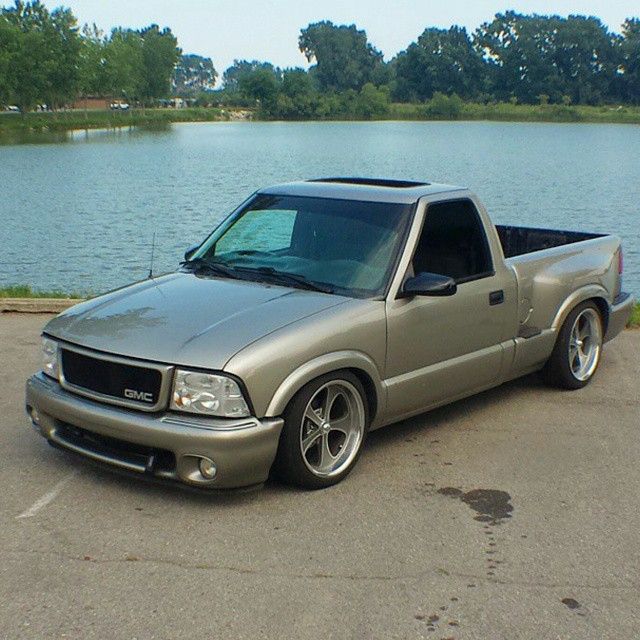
[26,178,634,490]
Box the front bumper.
[605,292,635,343]
[26,373,284,489]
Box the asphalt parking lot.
[1,313,639,640]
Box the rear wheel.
[542,301,603,389]
[273,371,369,489]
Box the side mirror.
[184,243,200,261]
[401,272,457,297]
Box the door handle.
[489,290,504,306]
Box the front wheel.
[542,301,603,389]
[273,371,369,489]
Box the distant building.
[158,98,193,109]
[71,97,110,110]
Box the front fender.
[264,350,386,426]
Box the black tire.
[273,370,370,489]
[541,300,603,390]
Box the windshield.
[190,194,414,298]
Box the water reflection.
[55,306,162,338]
[0,128,71,146]
[0,123,173,146]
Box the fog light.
[29,406,40,426]
[199,457,217,480]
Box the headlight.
[170,369,250,418]
[42,337,59,380]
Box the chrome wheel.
[299,380,366,478]
[568,308,602,381]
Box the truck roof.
[259,177,466,204]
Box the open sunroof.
[309,177,430,188]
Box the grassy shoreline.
[1,101,640,137]
[630,303,640,328]
[0,106,236,138]
[1,285,638,327]
[386,101,640,124]
[0,285,83,299]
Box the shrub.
[424,92,463,118]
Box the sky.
[40,0,639,74]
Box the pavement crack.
[5,547,640,591]
[3,547,433,582]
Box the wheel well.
[279,367,379,423]
[589,297,610,333]
[346,368,378,423]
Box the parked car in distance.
[109,102,130,111]
[26,178,634,489]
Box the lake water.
[0,121,638,294]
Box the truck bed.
[496,225,605,259]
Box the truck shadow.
[53,450,272,506]
[364,371,546,453]
[58,371,549,506]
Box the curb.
[0,298,83,313]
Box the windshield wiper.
[180,257,239,279]
[181,259,334,293]
[235,266,335,294]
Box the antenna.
[148,231,156,279]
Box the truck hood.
[44,273,348,370]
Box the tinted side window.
[413,200,493,283]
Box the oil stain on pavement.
[438,487,514,581]
[413,487,516,636]
[437,487,513,524]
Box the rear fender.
[551,285,609,331]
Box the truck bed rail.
[496,225,605,259]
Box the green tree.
[138,25,180,103]
[237,66,280,113]
[475,12,564,104]
[44,5,81,108]
[281,67,314,98]
[1,0,81,110]
[299,21,384,92]
[280,68,317,117]
[78,24,107,99]
[424,92,464,118]
[0,15,20,105]
[173,54,216,96]
[102,28,143,100]
[222,60,278,93]
[354,82,390,118]
[620,18,640,104]
[394,26,486,101]
[475,12,618,105]
[553,15,617,105]
[5,31,48,111]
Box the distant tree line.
[1,2,639,116]
[219,16,640,118]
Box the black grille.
[61,349,162,406]
[54,422,176,473]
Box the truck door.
[385,197,517,419]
